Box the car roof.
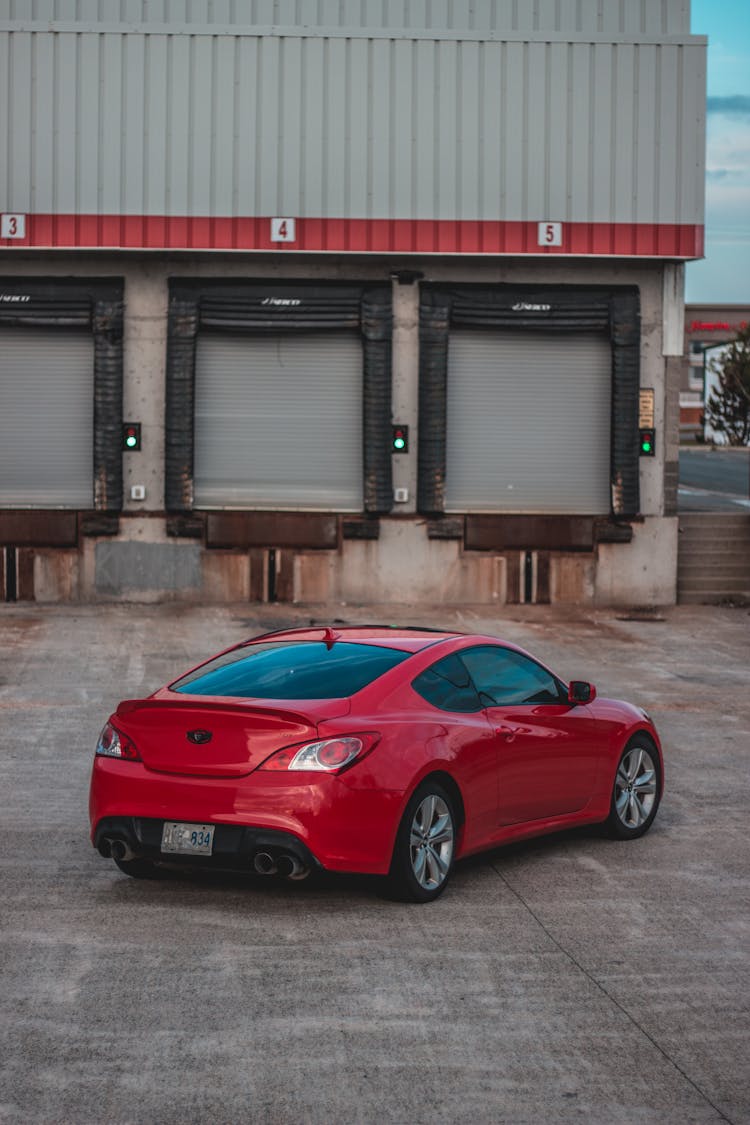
[244,624,465,653]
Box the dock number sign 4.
[271,218,296,243]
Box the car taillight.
[95,721,141,762]
[258,733,379,774]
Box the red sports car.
[89,624,663,902]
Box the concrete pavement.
[1,601,749,1124]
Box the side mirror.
[568,680,596,705]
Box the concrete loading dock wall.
[0,254,679,607]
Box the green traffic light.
[391,424,409,452]
[638,428,654,456]
[122,422,141,451]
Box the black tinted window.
[172,641,410,699]
[412,653,483,713]
[461,646,563,706]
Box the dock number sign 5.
[271,218,296,243]
[538,222,563,247]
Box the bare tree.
[702,325,750,446]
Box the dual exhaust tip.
[99,836,309,881]
[98,837,135,862]
[253,851,309,881]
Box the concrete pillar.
[639,271,666,517]
[122,262,169,513]
[389,276,420,514]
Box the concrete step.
[679,550,750,562]
[678,579,750,595]
[679,514,750,524]
[679,522,750,531]
[679,522,750,536]
[678,535,750,547]
[677,514,750,604]
[678,567,750,583]
[678,545,750,559]
[678,544,750,553]
[678,549,750,563]
[679,513,750,522]
[678,591,750,604]
[679,524,750,537]
[679,542,750,555]
[678,564,750,578]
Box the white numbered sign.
[537,221,563,247]
[271,218,296,243]
[1,213,26,239]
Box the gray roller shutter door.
[0,327,94,507]
[194,332,363,510]
[445,330,612,514]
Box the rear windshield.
[171,641,410,700]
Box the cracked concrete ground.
[0,601,748,1125]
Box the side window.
[412,653,483,713]
[460,646,564,706]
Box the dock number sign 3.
[1,214,26,239]
[271,218,296,243]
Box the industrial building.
[0,1,707,605]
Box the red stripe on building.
[0,214,704,257]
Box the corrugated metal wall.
[0,26,705,227]
[0,0,692,35]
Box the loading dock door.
[0,327,94,507]
[445,330,612,514]
[194,332,363,510]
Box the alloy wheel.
[614,746,657,829]
[409,793,454,891]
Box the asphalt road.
[1,602,749,1125]
[679,447,750,511]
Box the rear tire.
[114,857,161,879]
[604,738,661,840]
[385,781,456,903]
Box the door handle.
[495,725,520,741]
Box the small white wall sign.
[1,213,26,239]
[270,218,296,243]
[537,221,563,247]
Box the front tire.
[604,739,660,839]
[386,781,456,903]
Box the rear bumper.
[89,757,403,875]
[94,816,321,873]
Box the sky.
[685,0,750,304]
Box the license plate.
[161,821,214,855]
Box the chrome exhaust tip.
[253,851,278,876]
[110,839,136,862]
[276,854,310,881]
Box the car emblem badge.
[187,729,213,745]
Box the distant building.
[681,306,750,442]
[0,0,707,606]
